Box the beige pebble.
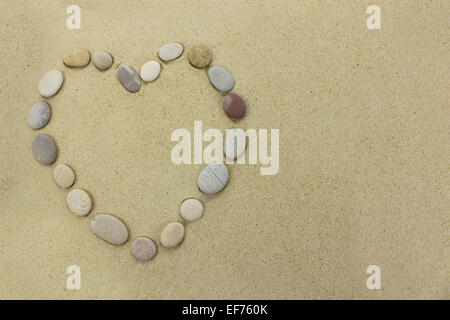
[160,222,185,248]
[180,198,203,222]
[187,45,212,69]
[67,189,92,216]
[131,237,157,261]
[92,51,114,71]
[91,214,129,245]
[63,48,90,67]
[53,164,75,188]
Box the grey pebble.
[207,65,235,92]
[117,65,141,93]
[90,213,129,245]
[131,237,157,261]
[198,163,229,194]
[28,101,50,129]
[31,134,57,165]
[92,51,114,71]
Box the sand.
[0,0,448,299]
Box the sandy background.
[0,0,448,299]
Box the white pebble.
[180,198,203,222]
[224,128,247,161]
[67,189,92,216]
[198,163,229,194]
[159,42,184,62]
[38,70,64,97]
[140,60,161,82]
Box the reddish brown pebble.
[223,93,246,120]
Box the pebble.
[224,128,247,160]
[140,60,161,82]
[208,65,235,92]
[63,48,90,67]
[53,164,75,188]
[28,101,50,129]
[31,134,57,165]
[117,65,141,92]
[67,189,92,216]
[91,214,129,245]
[187,45,212,69]
[198,163,229,194]
[159,42,184,62]
[223,93,246,120]
[180,198,203,222]
[160,222,185,248]
[131,237,157,261]
[38,70,64,97]
[92,51,114,71]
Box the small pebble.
[187,45,212,69]
[140,60,161,82]
[117,65,141,92]
[63,48,90,67]
[208,65,235,92]
[92,51,114,71]
[38,70,64,97]
[223,93,246,120]
[160,222,185,248]
[67,189,92,216]
[180,198,203,222]
[131,237,157,261]
[198,163,229,194]
[159,42,184,62]
[224,128,247,160]
[91,214,129,245]
[53,164,75,188]
[28,101,50,129]
[31,134,57,165]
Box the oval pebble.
[28,101,50,129]
[38,70,64,98]
[187,45,212,69]
[224,128,247,161]
[208,65,235,93]
[31,134,57,165]
[223,93,246,120]
[140,60,161,82]
[180,198,203,222]
[91,214,129,245]
[67,189,92,216]
[63,48,90,67]
[117,65,141,93]
[198,163,229,194]
[92,51,114,71]
[160,222,185,248]
[159,42,184,62]
[53,164,75,188]
[131,237,157,261]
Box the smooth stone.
[117,65,141,92]
[160,222,185,248]
[224,128,247,160]
[198,163,229,194]
[92,51,113,71]
[208,65,235,92]
[223,93,246,120]
[131,237,157,261]
[38,70,64,97]
[180,198,203,222]
[63,48,90,67]
[158,42,184,62]
[28,101,50,129]
[91,214,129,245]
[140,60,161,82]
[53,164,75,188]
[31,134,57,165]
[67,189,92,216]
[187,45,212,69]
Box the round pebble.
[92,51,114,71]
[224,128,247,160]
[117,65,141,93]
[67,189,92,216]
[38,70,64,98]
[198,163,229,194]
[63,48,90,67]
[223,93,246,120]
[91,214,129,245]
[31,134,57,165]
[131,237,157,261]
[187,45,212,69]
[140,60,161,82]
[160,222,185,248]
[207,65,235,92]
[53,164,75,188]
[28,101,50,129]
[159,42,184,62]
[180,198,203,222]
